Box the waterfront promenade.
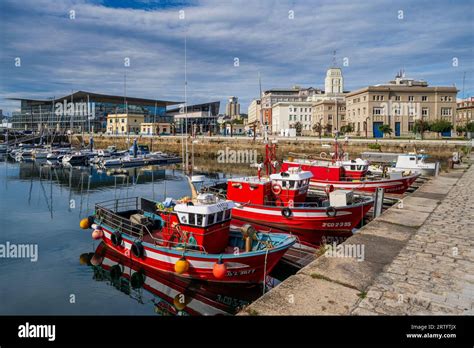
[240,156,474,315]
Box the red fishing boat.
[80,193,295,284]
[282,140,420,194]
[205,144,374,246]
[84,243,262,315]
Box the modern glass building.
[167,101,220,134]
[8,91,180,133]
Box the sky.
[0,0,473,115]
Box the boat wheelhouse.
[84,193,295,283]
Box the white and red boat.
[81,193,295,284]
[205,144,374,246]
[282,140,420,194]
[85,243,262,315]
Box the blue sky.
[0,0,473,115]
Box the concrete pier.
[239,156,473,315]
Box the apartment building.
[346,73,458,137]
[312,100,346,135]
[456,97,474,126]
[272,102,313,135]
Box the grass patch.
[357,291,367,299]
[247,309,260,316]
[367,143,381,150]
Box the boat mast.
[184,32,189,174]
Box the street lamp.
[319,117,323,138]
[365,116,370,139]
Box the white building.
[272,102,313,135]
[247,99,261,125]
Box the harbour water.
[0,158,275,315]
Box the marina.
[1,135,461,316]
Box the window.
[408,96,414,101]
[422,107,429,117]
[196,214,203,226]
[408,122,414,132]
[208,213,215,224]
[394,107,401,115]
[328,115,333,121]
[373,107,384,115]
[188,213,195,225]
[441,107,452,116]
[224,209,231,220]
[395,96,401,101]
[422,96,427,101]
[216,211,223,222]
[121,119,125,123]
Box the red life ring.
[272,183,282,195]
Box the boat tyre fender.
[111,231,123,246]
[130,271,145,289]
[326,206,337,217]
[131,241,144,258]
[282,207,292,218]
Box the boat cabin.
[340,158,369,179]
[282,160,344,181]
[158,193,234,254]
[227,167,313,207]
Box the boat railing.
[95,197,209,253]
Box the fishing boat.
[282,140,420,194]
[81,193,295,283]
[204,144,374,246]
[84,243,262,315]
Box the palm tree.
[312,123,322,138]
[294,122,303,136]
[378,124,393,138]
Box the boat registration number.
[322,222,351,228]
[227,269,256,277]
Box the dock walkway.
[239,157,473,315]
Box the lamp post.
[319,117,323,138]
[365,116,370,139]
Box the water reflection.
[81,243,263,315]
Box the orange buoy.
[79,253,90,265]
[174,257,189,274]
[91,229,103,240]
[80,218,91,229]
[212,259,227,279]
[173,293,188,311]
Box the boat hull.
[230,201,373,246]
[309,174,419,194]
[98,224,295,284]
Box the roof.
[166,101,220,113]
[7,90,182,107]
[346,85,458,97]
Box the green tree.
[324,124,333,136]
[456,125,466,136]
[378,124,393,138]
[429,119,453,137]
[312,123,322,138]
[413,119,430,139]
[293,122,303,136]
[466,122,474,133]
[341,123,354,134]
